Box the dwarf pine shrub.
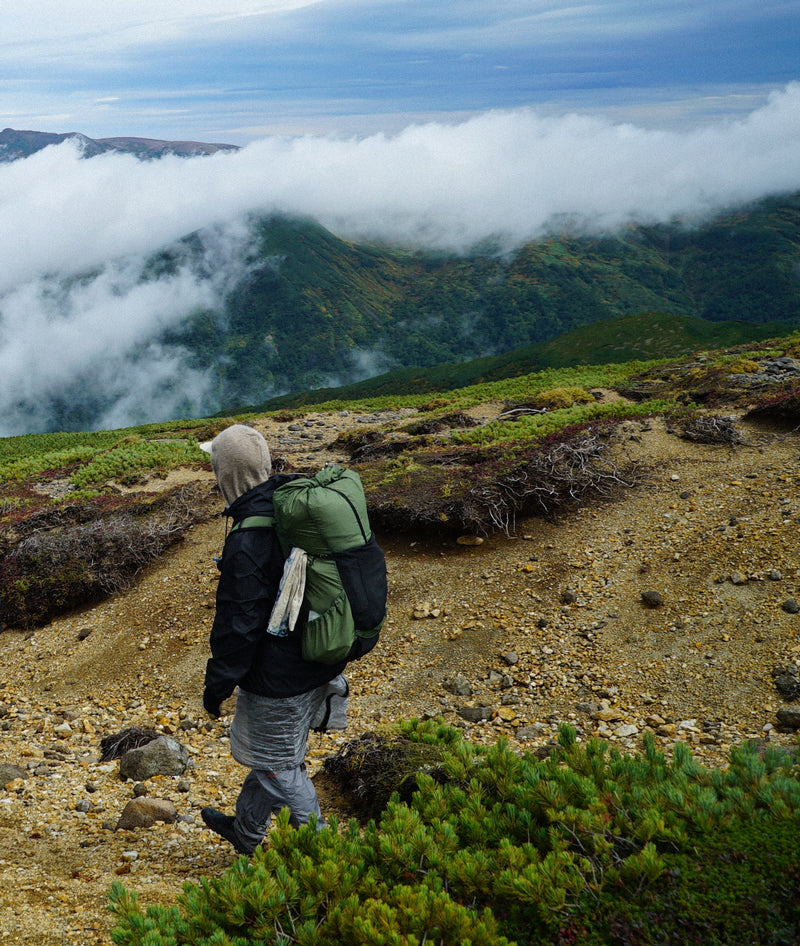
[109,722,800,946]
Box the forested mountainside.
[1,181,799,431]
[164,192,800,411]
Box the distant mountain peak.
[0,127,239,162]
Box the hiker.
[199,424,376,855]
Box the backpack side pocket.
[333,533,387,635]
[302,590,355,664]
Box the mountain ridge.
[0,127,239,161]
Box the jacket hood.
[209,424,272,505]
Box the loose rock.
[119,735,189,781]
[640,590,664,608]
[0,763,27,787]
[116,798,178,831]
[457,705,493,723]
[776,707,800,730]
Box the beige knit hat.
[204,424,272,505]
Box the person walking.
[199,424,371,855]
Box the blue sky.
[0,1,798,141]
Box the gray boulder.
[776,707,800,730]
[119,735,188,781]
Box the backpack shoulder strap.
[229,515,275,533]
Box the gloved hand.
[203,690,222,718]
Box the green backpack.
[235,465,387,664]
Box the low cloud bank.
[1,84,799,434]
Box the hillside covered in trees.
[164,192,800,411]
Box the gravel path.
[0,413,798,943]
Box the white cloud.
[0,1,318,49]
[4,83,800,272]
[0,85,799,433]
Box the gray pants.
[233,763,323,852]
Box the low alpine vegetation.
[0,483,213,627]
[0,422,221,628]
[109,720,800,945]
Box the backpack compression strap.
[322,486,370,545]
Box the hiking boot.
[200,807,253,855]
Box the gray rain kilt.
[227,674,349,851]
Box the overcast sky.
[0,0,798,142]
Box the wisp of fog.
[1,83,799,435]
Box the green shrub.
[109,723,800,946]
[69,437,203,489]
[451,399,675,448]
[531,386,595,410]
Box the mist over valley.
[1,87,800,435]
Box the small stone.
[76,627,93,641]
[592,707,624,722]
[457,705,493,723]
[729,571,747,586]
[561,590,578,604]
[456,535,484,546]
[615,724,639,739]
[772,668,800,701]
[781,599,799,615]
[443,674,473,697]
[487,670,514,689]
[576,701,600,715]
[503,652,519,666]
[119,735,189,782]
[640,590,664,608]
[412,601,436,620]
[515,725,545,741]
[0,764,27,788]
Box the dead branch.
[672,415,744,445]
